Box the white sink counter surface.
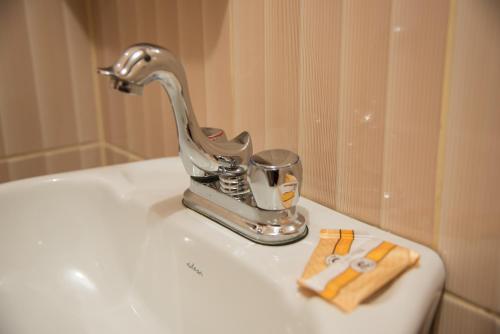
[0,157,445,334]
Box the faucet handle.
[247,149,302,211]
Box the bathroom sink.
[0,157,444,334]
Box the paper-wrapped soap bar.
[298,229,420,312]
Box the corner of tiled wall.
[0,0,104,182]
[433,0,500,331]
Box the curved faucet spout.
[98,43,252,177]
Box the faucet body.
[99,44,252,178]
[99,43,307,245]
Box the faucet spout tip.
[97,66,115,76]
[112,78,144,96]
[97,66,144,96]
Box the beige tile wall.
[1,0,499,332]
[0,0,102,180]
[91,0,206,160]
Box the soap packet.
[298,229,419,312]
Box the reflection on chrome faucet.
[98,43,307,245]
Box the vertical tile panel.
[154,0,181,157]
[298,0,342,209]
[202,0,234,136]
[231,0,265,153]
[91,0,128,150]
[154,0,181,57]
[136,0,170,158]
[380,0,449,245]
[177,0,207,127]
[62,0,98,143]
[0,0,43,156]
[264,0,300,152]
[334,0,392,225]
[23,0,78,149]
[435,295,497,334]
[439,0,500,312]
[116,0,146,156]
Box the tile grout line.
[23,0,47,149]
[379,0,396,229]
[263,0,268,149]
[297,0,304,154]
[61,2,83,146]
[334,0,348,212]
[444,291,500,320]
[228,0,236,137]
[85,0,107,166]
[0,142,100,163]
[297,0,303,158]
[432,0,457,249]
[200,0,210,127]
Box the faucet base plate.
[182,180,308,246]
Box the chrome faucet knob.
[247,149,302,211]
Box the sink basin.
[0,157,445,334]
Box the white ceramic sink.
[0,157,445,334]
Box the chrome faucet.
[98,43,252,179]
[99,43,307,245]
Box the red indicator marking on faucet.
[208,130,224,141]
